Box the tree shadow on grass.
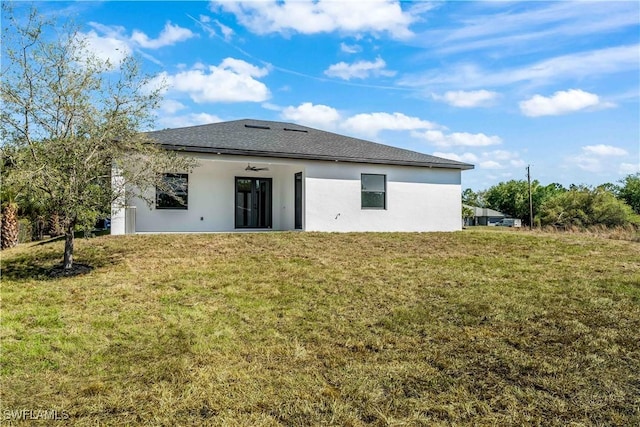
[1,253,57,280]
[2,231,113,281]
[2,255,106,281]
[47,263,94,278]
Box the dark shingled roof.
[147,119,474,170]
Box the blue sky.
[30,1,640,189]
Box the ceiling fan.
[245,163,269,172]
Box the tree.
[462,188,485,206]
[1,4,193,271]
[484,180,533,223]
[617,173,640,215]
[597,182,620,195]
[533,183,566,216]
[539,186,638,228]
[1,151,22,249]
[2,148,50,241]
[462,204,474,226]
[484,180,565,226]
[0,194,19,249]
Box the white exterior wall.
[110,163,126,235]
[304,162,462,232]
[130,154,303,233]
[114,153,463,234]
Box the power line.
[527,164,533,230]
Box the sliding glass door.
[235,177,272,228]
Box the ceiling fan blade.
[245,164,269,171]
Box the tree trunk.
[1,203,19,250]
[33,215,45,241]
[63,226,74,270]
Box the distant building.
[464,204,505,226]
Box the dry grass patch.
[1,230,639,425]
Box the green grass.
[1,230,639,426]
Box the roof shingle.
[147,119,474,170]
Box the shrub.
[540,186,638,228]
[17,218,32,243]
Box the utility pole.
[527,165,533,230]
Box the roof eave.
[160,144,475,170]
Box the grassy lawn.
[1,230,639,426]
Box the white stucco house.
[111,119,473,234]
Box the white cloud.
[565,144,632,173]
[219,57,269,77]
[432,90,499,108]
[484,150,525,169]
[141,71,170,96]
[490,150,516,161]
[479,160,502,169]
[157,112,222,129]
[527,45,640,84]
[279,106,507,161]
[427,2,639,56]
[159,99,187,114]
[211,0,416,39]
[413,130,502,147]
[281,102,341,129]
[78,21,195,68]
[215,20,235,40]
[324,57,395,80]
[158,58,270,103]
[501,44,639,86]
[520,89,603,117]
[130,21,195,49]
[619,162,639,174]
[261,102,283,111]
[582,144,628,156]
[400,44,639,89]
[198,15,234,40]
[407,2,437,15]
[342,112,439,137]
[432,152,478,163]
[568,155,603,173]
[280,107,443,138]
[433,149,523,169]
[78,29,131,66]
[340,42,362,54]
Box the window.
[156,173,188,209]
[361,174,386,209]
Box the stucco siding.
[304,162,462,232]
[128,154,301,233]
[112,154,462,234]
